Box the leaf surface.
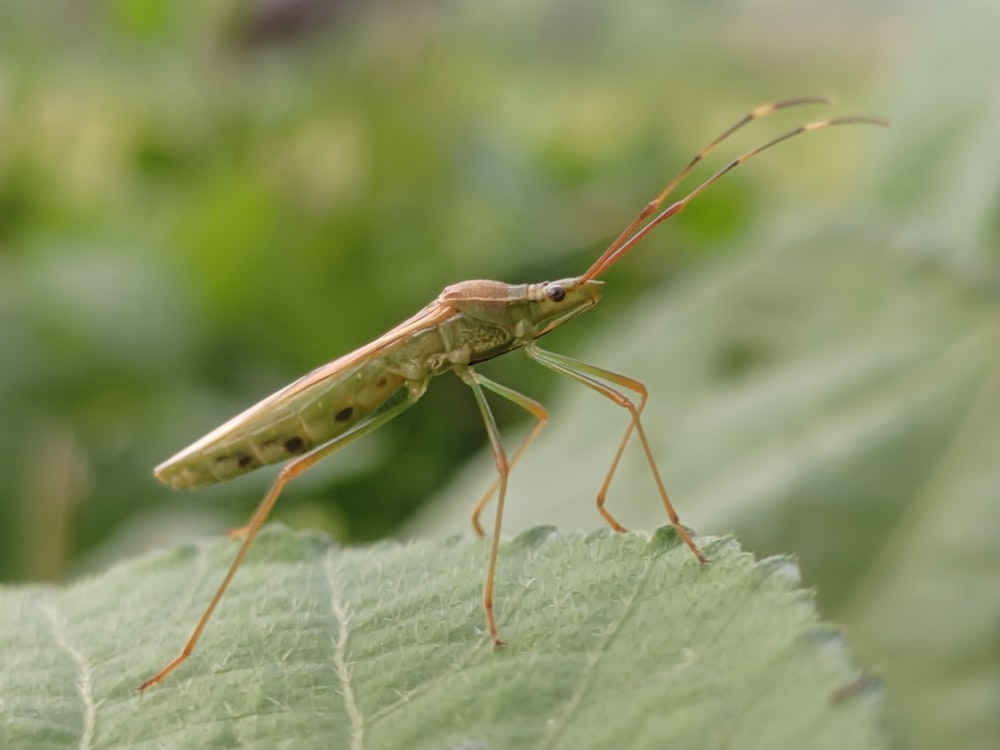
[0,526,884,750]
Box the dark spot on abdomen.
[284,436,305,453]
[335,406,354,422]
[237,454,253,468]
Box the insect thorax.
[446,312,516,366]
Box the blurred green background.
[1,1,997,748]
[0,0,893,576]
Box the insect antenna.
[580,101,889,283]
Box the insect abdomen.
[156,360,406,489]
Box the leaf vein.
[535,552,657,750]
[41,602,97,750]
[323,549,365,750]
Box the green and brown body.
[155,278,602,489]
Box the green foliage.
[0,0,892,581]
[0,526,886,749]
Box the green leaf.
[0,526,885,749]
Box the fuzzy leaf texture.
[0,526,885,750]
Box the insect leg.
[525,344,706,563]
[468,380,548,537]
[457,366,545,647]
[137,382,427,692]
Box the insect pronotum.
[139,97,888,691]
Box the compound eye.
[546,284,566,302]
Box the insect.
[138,97,887,691]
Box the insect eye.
[546,284,566,302]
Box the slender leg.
[457,366,546,647]
[527,346,643,531]
[137,384,425,692]
[526,344,706,563]
[468,378,548,537]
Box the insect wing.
[155,299,458,487]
